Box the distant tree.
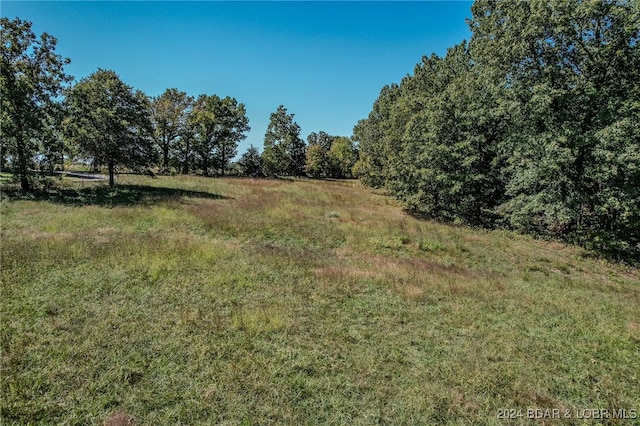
[351,84,403,188]
[305,133,358,179]
[305,144,330,178]
[0,17,72,191]
[305,131,333,178]
[176,119,197,175]
[63,69,156,187]
[327,136,358,178]
[217,97,250,176]
[262,105,306,176]
[307,131,335,151]
[190,94,250,176]
[238,145,263,176]
[151,88,192,173]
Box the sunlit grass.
[2,175,639,424]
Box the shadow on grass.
[1,184,232,207]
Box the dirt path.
[53,171,108,180]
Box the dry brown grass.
[103,411,135,426]
[402,285,426,300]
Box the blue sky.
[3,1,473,158]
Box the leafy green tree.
[63,69,156,187]
[238,145,263,177]
[471,0,640,255]
[151,88,193,173]
[351,84,404,188]
[216,97,250,176]
[327,136,358,178]
[355,45,508,226]
[190,95,218,176]
[37,116,66,172]
[307,131,335,151]
[190,94,250,176]
[176,118,197,175]
[305,144,330,178]
[387,43,506,225]
[0,17,72,191]
[305,131,334,178]
[262,105,306,176]
[355,0,638,258]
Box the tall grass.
[2,175,639,424]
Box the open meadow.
[1,175,639,425]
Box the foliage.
[327,136,358,178]
[387,44,506,226]
[0,17,72,191]
[175,117,197,175]
[306,132,358,179]
[190,94,250,176]
[305,131,334,178]
[262,105,306,177]
[352,84,403,188]
[472,0,640,257]
[63,69,157,187]
[307,130,335,151]
[356,0,640,259]
[238,145,263,177]
[305,144,330,178]
[150,88,193,173]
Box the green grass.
[2,175,639,425]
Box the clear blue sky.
[2,1,473,158]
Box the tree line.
[1,17,359,192]
[352,0,639,259]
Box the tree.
[238,145,262,176]
[355,0,639,258]
[262,105,306,176]
[63,69,156,187]
[37,114,66,172]
[351,84,404,188]
[151,88,192,173]
[305,131,334,178]
[385,43,507,225]
[327,136,358,178]
[305,144,330,178]
[190,94,250,176]
[176,118,197,175]
[470,0,640,255]
[0,18,72,192]
[307,131,335,151]
[216,97,250,176]
[305,133,358,179]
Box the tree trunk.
[16,132,30,193]
[108,162,115,187]
[20,170,29,193]
[182,141,190,174]
[163,144,170,173]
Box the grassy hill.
[2,175,639,424]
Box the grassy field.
[1,175,639,425]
